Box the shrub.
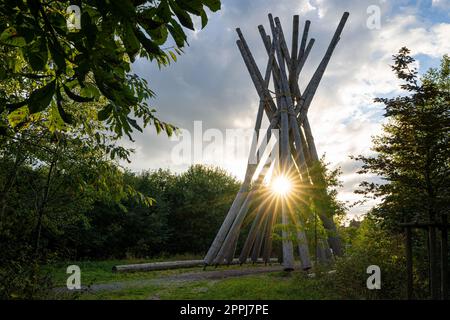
[323,217,408,299]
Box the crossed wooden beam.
[204,12,349,271]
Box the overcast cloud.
[121,0,450,220]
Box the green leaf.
[156,1,172,21]
[134,29,163,55]
[81,11,97,47]
[0,124,7,136]
[170,1,194,30]
[137,7,162,29]
[56,90,73,124]
[154,120,162,134]
[98,104,113,121]
[0,65,6,80]
[56,102,73,124]
[27,0,40,18]
[7,106,28,127]
[203,0,221,12]
[23,36,48,71]
[48,102,66,132]
[110,0,136,20]
[169,50,177,62]
[122,23,141,61]
[16,25,37,44]
[148,24,169,46]
[28,80,56,114]
[63,85,94,102]
[200,9,208,29]
[176,0,203,15]
[165,123,173,136]
[80,84,100,100]
[48,11,67,36]
[6,99,28,112]
[48,39,66,72]
[127,117,143,132]
[167,19,187,47]
[0,27,26,47]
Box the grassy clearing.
[47,257,342,300]
[45,254,204,287]
[157,273,340,300]
[45,256,273,288]
[78,272,339,300]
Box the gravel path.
[57,265,285,293]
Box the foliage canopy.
[0,0,221,138]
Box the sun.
[271,175,292,197]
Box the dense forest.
[0,0,448,300]
[1,163,242,260]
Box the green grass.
[154,273,339,300]
[78,272,339,300]
[45,254,204,287]
[46,258,341,300]
[80,284,161,300]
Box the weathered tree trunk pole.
[280,197,295,270]
[429,223,440,299]
[441,213,448,300]
[205,12,349,269]
[272,23,312,269]
[251,213,269,262]
[239,205,265,264]
[114,258,279,273]
[263,210,277,263]
[270,14,345,258]
[204,164,254,265]
[405,225,413,299]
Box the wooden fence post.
[441,213,448,300]
[405,226,413,300]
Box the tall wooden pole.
[251,213,270,262]
[406,226,413,300]
[239,205,265,264]
[205,12,349,268]
[272,22,312,269]
[298,20,310,61]
[296,12,349,118]
[204,168,253,265]
[429,224,440,299]
[441,213,448,300]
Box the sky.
[122,0,450,220]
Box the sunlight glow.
[271,175,292,197]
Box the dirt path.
[59,265,285,293]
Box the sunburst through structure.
[204,12,349,271]
[271,175,292,197]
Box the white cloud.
[376,16,450,58]
[299,0,316,14]
[432,0,450,11]
[123,0,449,218]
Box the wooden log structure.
[204,12,350,271]
[113,258,279,273]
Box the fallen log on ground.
[112,258,279,273]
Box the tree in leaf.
[0,76,156,298]
[0,0,221,139]
[353,48,449,298]
[353,48,449,227]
